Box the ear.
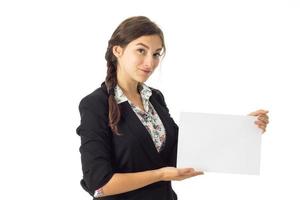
[112,45,124,58]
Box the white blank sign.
[177,112,262,175]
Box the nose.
[143,54,155,69]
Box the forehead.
[128,35,163,50]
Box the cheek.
[122,59,141,75]
[154,59,160,66]
[124,53,142,66]
[151,60,160,70]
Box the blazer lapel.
[149,95,177,158]
[119,102,166,167]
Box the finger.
[249,110,269,116]
[255,120,267,126]
[178,172,204,180]
[191,171,204,175]
[189,171,204,177]
[259,124,266,129]
[179,169,203,177]
[248,109,269,116]
[258,116,269,124]
[178,168,194,175]
[254,121,267,131]
[258,124,266,133]
[258,113,269,119]
[195,170,204,174]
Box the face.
[113,35,163,84]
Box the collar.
[114,83,152,112]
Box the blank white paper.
[177,112,262,175]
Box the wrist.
[153,168,164,181]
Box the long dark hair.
[104,16,166,134]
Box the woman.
[76,16,269,200]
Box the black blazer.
[76,82,179,200]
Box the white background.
[0,0,299,199]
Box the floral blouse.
[114,83,167,152]
[94,83,167,198]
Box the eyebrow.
[136,43,163,52]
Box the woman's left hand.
[248,109,269,134]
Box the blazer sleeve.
[76,94,114,196]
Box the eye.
[137,48,145,54]
[153,52,162,58]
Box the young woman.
[76,16,269,200]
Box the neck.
[117,67,140,96]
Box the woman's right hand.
[157,167,204,181]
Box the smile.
[139,69,152,74]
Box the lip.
[139,69,152,74]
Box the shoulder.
[78,82,109,113]
[149,86,167,105]
[149,86,164,98]
[149,86,161,95]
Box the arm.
[77,92,202,198]
[76,95,115,196]
[97,167,202,197]
[97,169,161,197]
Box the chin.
[136,76,149,83]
